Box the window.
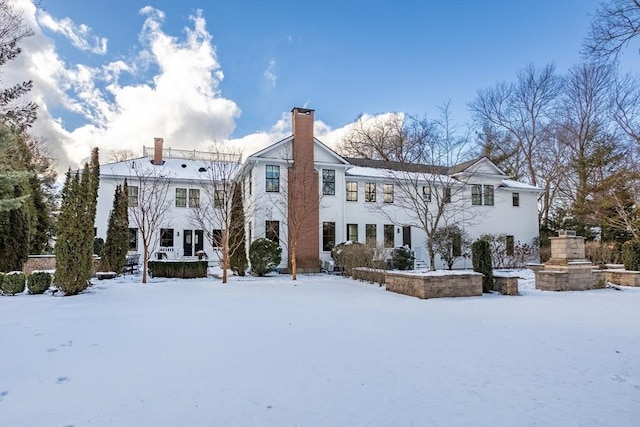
[322,222,335,251]
[366,224,377,245]
[346,181,358,201]
[322,169,336,195]
[443,186,451,203]
[484,185,494,206]
[266,165,280,192]
[189,189,200,208]
[266,220,279,243]
[472,185,482,205]
[175,188,187,207]
[211,229,222,248]
[347,224,358,242]
[128,185,138,207]
[365,182,376,202]
[128,228,138,250]
[506,235,515,256]
[383,184,394,203]
[214,189,225,208]
[160,228,174,247]
[383,224,394,248]
[422,186,431,202]
[512,192,520,207]
[453,234,462,257]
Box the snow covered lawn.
[1,271,639,426]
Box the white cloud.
[11,2,241,172]
[8,1,401,175]
[36,11,107,54]
[264,58,277,87]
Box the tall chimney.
[288,107,320,271]
[153,137,164,165]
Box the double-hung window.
[175,188,187,207]
[322,169,336,195]
[265,165,280,192]
[383,184,394,203]
[484,185,494,206]
[365,183,376,202]
[346,181,358,201]
[128,186,139,207]
[189,189,200,208]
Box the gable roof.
[246,135,351,166]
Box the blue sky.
[9,0,639,171]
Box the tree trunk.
[428,241,436,271]
[290,238,297,281]
[142,246,149,284]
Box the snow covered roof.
[100,156,241,182]
[498,179,542,192]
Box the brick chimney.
[288,107,320,271]
[153,137,164,165]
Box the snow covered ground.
[1,270,639,427]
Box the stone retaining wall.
[22,255,101,276]
[604,270,640,287]
[385,271,482,299]
[493,276,519,295]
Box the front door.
[403,226,411,248]
[194,230,204,254]
[183,230,193,256]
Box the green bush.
[148,261,208,278]
[621,240,640,271]
[2,272,26,296]
[28,271,53,294]
[331,242,374,276]
[249,238,282,276]
[391,246,415,270]
[472,239,493,293]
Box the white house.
[95,107,541,271]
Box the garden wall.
[385,271,482,299]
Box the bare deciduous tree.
[266,146,324,280]
[107,148,138,163]
[189,147,247,283]
[127,161,173,284]
[583,0,640,61]
[342,104,476,271]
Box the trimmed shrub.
[148,261,208,278]
[391,246,415,270]
[28,271,53,294]
[2,272,26,295]
[621,240,640,271]
[472,239,493,293]
[249,238,282,276]
[331,242,374,276]
[352,267,386,286]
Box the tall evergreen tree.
[229,183,248,276]
[101,182,129,273]
[54,149,100,295]
[0,185,28,271]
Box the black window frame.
[472,184,482,205]
[383,224,394,248]
[365,224,377,245]
[160,228,174,247]
[189,188,200,208]
[347,223,358,242]
[512,192,520,207]
[365,182,376,202]
[322,222,335,251]
[484,185,494,206]
[322,169,336,196]
[383,184,394,203]
[128,228,138,250]
[265,165,280,192]
[175,188,187,208]
[128,185,138,207]
[265,220,279,244]
[346,181,358,201]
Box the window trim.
[383,224,394,248]
[128,185,139,207]
[346,181,358,201]
[322,222,335,252]
[265,165,280,193]
[322,169,336,196]
[365,182,376,202]
[347,223,358,243]
[484,185,494,206]
[160,228,174,247]
[175,188,187,208]
[512,192,520,207]
[472,184,482,206]
[383,184,394,203]
[188,188,200,208]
